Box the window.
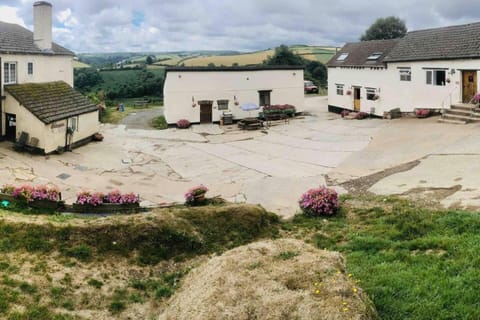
[366,88,377,100]
[217,99,229,110]
[399,68,411,81]
[4,62,17,84]
[68,117,78,132]
[259,90,271,106]
[28,62,33,75]
[426,70,446,86]
[336,84,344,95]
[336,53,349,61]
[367,52,382,60]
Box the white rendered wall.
[1,54,73,87]
[164,69,305,124]
[328,59,480,116]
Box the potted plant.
[73,190,140,214]
[184,185,209,206]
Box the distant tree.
[360,16,407,41]
[263,45,306,66]
[305,61,327,86]
[146,55,154,65]
[74,68,103,92]
[263,45,327,86]
[207,62,216,67]
[232,62,239,67]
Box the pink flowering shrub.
[76,191,105,206]
[473,93,480,103]
[176,119,191,129]
[298,187,339,217]
[184,185,208,205]
[340,110,350,118]
[415,109,431,118]
[2,184,61,202]
[76,190,140,206]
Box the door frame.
[353,87,361,112]
[462,70,477,103]
[199,100,213,123]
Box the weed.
[19,282,37,294]
[87,278,103,289]
[155,285,173,299]
[151,115,168,129]
[63,245,92,262]
[276,251,299,260]
[109,300,126,314]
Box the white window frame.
[4,62,17,84]
[426,69,446,86]
[27,62,33,75]
[399,68,411,81]
[336,84,344,95]
[366,88,377,100]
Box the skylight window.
[367,52,383,60]
[336,53,349,61]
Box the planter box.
[71,202,141,214]
[0,193,64,211]
[29,199,65,211]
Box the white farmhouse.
[163,66,304,124]
[327,22,480,122]
[1,1,100,153]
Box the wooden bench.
[264,112,289,126]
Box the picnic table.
[238,118,263,130]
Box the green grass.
[285,196,480,320]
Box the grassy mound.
[0,204,279,265]
[0,204,279,319]
[160,239,376,320]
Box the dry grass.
[181,50,274,66]
[160,239,376,320]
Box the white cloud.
[0,6,26,27]
[3,0,480,53]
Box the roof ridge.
[408,21,480,34]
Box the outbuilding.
[163,66,304,125]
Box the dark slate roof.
[0,21,74,56]
[5,81,98,124]
[166,65,304,72]
[385,22,480,62]
[327,39,399,67]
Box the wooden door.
[200,103,212,123]
[353,87,361,112]
[462,71,477,103]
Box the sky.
[1,0,480,53]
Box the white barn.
[163,66,304,124]
[327,22,480,122]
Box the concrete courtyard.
[1,96,480,218]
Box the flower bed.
[1,184,64,211]
[415,109,431,118]
[72,190,141,214]
[263,104,296,118]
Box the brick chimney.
[33,1,52,51]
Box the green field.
[72,60,91,68]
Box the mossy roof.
[5,81,98,124]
